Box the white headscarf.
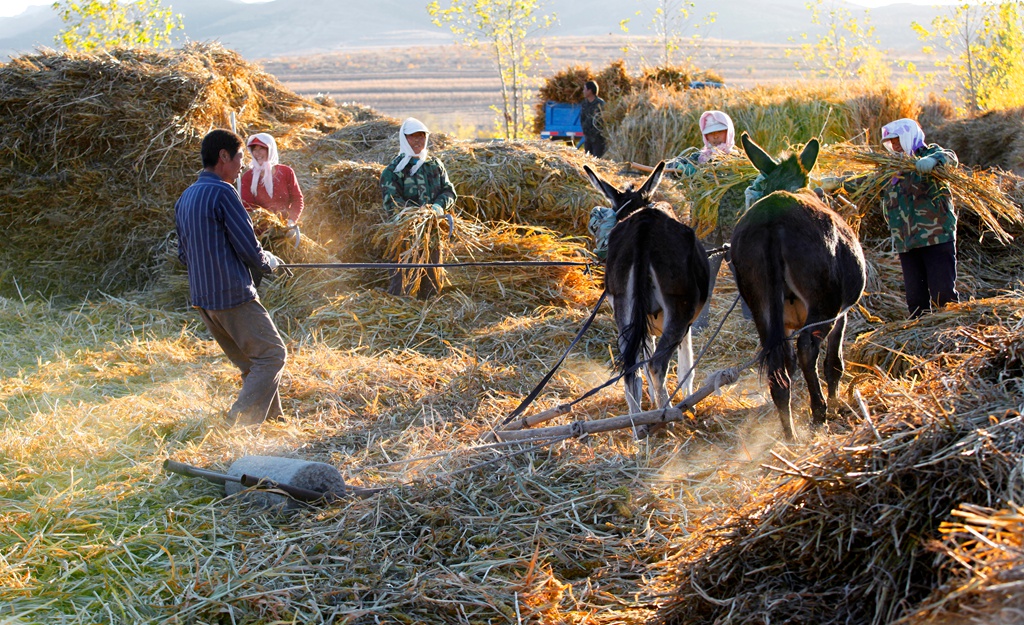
[247,133,280,197]
[396,117,430,176]
[698,110,735,164]
[881,118,926,155]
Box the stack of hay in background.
[0,42,344,298]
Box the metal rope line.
[281,260,595,270]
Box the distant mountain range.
[0,0,945,61]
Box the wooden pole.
[630,162,685,175]
[493,358,757,442]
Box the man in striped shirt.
[175,129,287,427]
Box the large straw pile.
[302,137,691,266]
[928,107,1024,175]
[652,325,1024,624]
[0,43,344,297]
[605,82,919,166]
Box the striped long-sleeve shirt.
[175,171,272,310]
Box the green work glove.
[915,156,937,174]
[430,204,444,217]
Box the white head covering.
[247,133,280,197]
[880,118,925,155]
[698,110,735,164]
[396,117,430,176]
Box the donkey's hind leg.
[676,327,695,398]
[619,328,647,416]
[823,313,848,401]
[796,316,834,428]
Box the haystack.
[652,317,1024,624]
[604,82,919,166]
[929,107,1024,175]
[0,43,344,297]
[302,137,691,270]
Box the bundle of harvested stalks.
[672,152,759,238]
[372,205,463,296]
[822,145,1024,244]
[653,357,1024,625]
[847,295,1024,377]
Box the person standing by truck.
[580,80,607,158]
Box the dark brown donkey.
[731,133,866,441]
[584,163,710,425]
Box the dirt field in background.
[260,35,936,137]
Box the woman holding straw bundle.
[822,118,960,318]
[379,117,457,299]
[666,110,748,331]
[241,133,305,225]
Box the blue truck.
[539,101,585,147]
[539,81,723,145]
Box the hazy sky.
[0,0,975,19]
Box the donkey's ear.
[637,161,666,200]
[741,132,777,175]
[799,138,820,175]
[583,164,621,205]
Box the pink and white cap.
[698,110,735,163]
[880,118,925,154]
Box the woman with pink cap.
[240,133,304,225]
[666,110,748,331]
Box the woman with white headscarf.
[878,118,960,317]
[818,118,960,317]
[240,133,304,224]
[379,117,458,298]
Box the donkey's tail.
[618,255,655,377]
[758,229,790,385]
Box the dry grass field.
[4,43,1024,625]
[262,35,937,137]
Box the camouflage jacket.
[882,144,958,253]
[380,155,458,218]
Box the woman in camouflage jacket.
[379,117,457,298]
[879,118,959,318]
